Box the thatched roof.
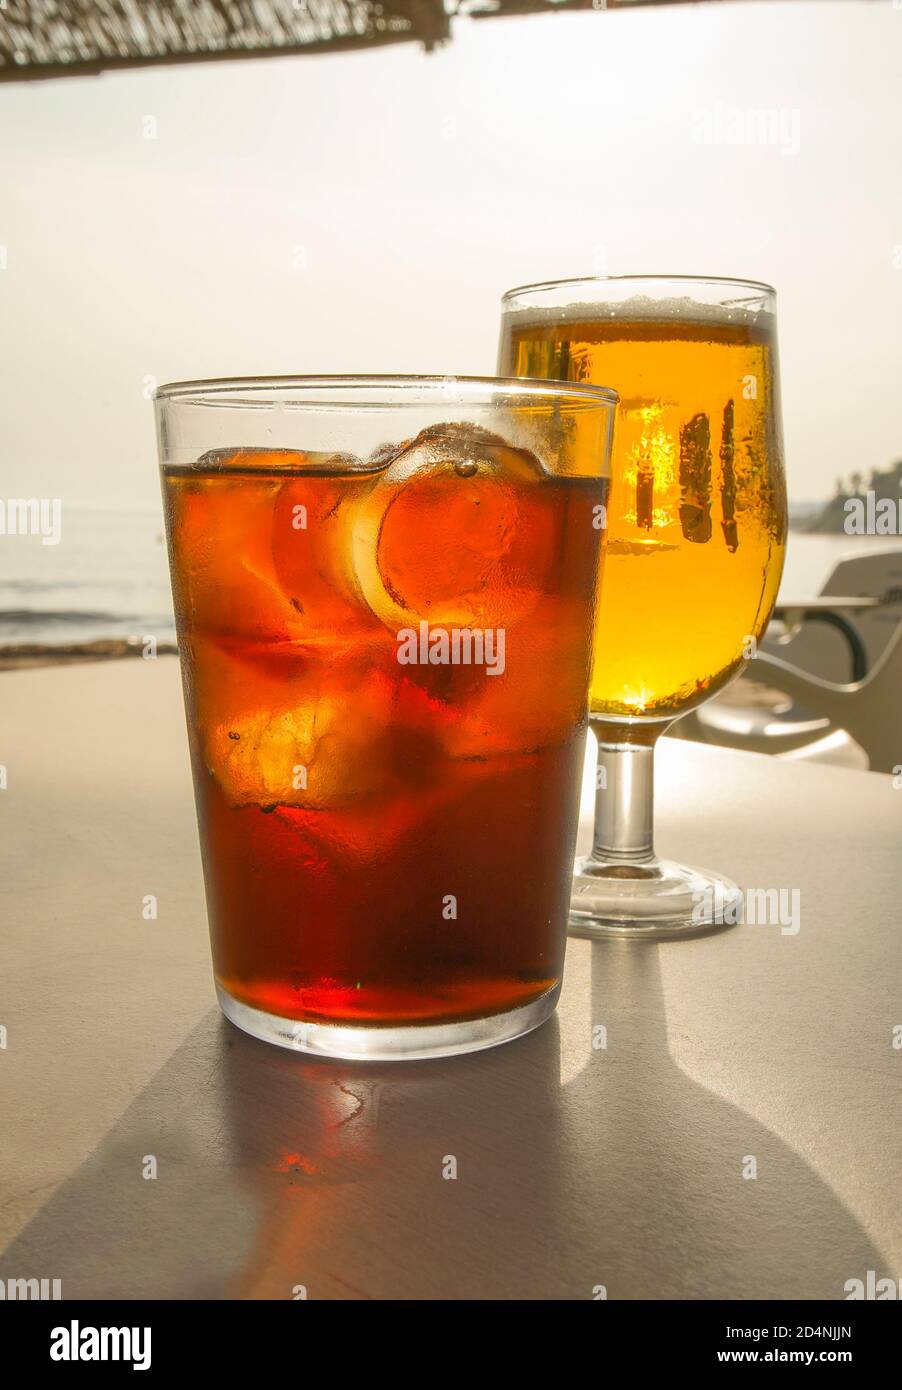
[0,0,661,81]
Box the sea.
[0,508,176,647]
[0,507,900,648]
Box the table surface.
[1,658,900,1300]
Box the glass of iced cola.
[156,376,616,1060]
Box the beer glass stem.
[592,738,656,865]
[573,722,743,938]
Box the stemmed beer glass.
[499,276,787,937]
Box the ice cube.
[191,637,410,810]
[271,472,382,634]
[166,472,303,643]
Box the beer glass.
[156,376,616,1058]
[499,277,787,937]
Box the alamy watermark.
[843,492,902,535]
[693,885,801,934]
[396,621,505,676]
[0,497,62,545]
[0,1275,62,1299]
[844,1270,902,1299]
[691,102,801,157]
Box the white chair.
[675,547,902,770]
[763,548,902,681]
[735,625,902,774]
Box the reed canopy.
[1,0,691,82]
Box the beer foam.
[503,291,775,335]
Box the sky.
[0,1,901,508]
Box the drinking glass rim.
[154,373,619,410]
[500,273,777,304]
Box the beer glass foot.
[216,982,560,1061]
[569,857,743,940]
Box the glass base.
[216,981,560,1061]
[569,855,743,940]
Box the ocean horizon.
[1,506,901,649]
[0,506,176,647]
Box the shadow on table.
[1,946,884,1298]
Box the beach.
[0,506,175,665]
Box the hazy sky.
[1,2,900,507]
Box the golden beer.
[500,305,786,722]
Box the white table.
[1,658,899,1298]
